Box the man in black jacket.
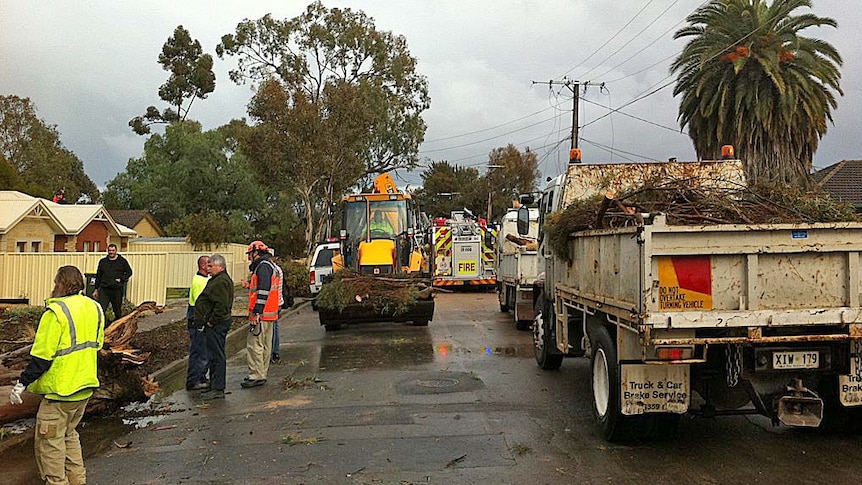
[194,254,234,401]
[93,244,133,322]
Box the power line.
[585,0,794,130]
[420,113,560,153]
[605,52,678,84]
[531,79,606,150]
[560,0,656,78]
[601,1,712,82]
[422,101,565,144]
[580,137,657,162]
[580,96,683,134]
[577,0,682,81]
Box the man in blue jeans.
[186,255,210,390]
[194,254,234,401]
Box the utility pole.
[532,79,605,151]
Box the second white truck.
[496,207,540,329]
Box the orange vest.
[248,259,282,321]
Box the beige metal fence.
[0,242,249,307]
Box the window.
[314,247,335,266]
[94,241,100,252]
[83,241,90,252]
[31,241,40,252]
[16,241,26,252]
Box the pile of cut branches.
[316,271,433,316]
[0,302,163,424]
[546,181,860,262]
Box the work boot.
[241,379,266,389]
[201,389,225,400]
[186,381,209,391]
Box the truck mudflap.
[318,298,435,329]
[620,363,689,415]
[839,343,862,406]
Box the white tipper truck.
[521,158,862,441]
[496,207,540,330]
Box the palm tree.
[671,0,842,187]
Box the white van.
[309,240,339,310]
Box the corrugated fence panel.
[127,242,248,282]
[164,253,215,288]
[0,253,102,305]
[128,241,195,252]
[0,243,252,307]
[122,253,169,306]
[162,252,242,288]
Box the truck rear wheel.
[590,326,635,441]
[533,299,563,370]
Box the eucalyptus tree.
[130,25,216,135]
[217,1,430,251]
[671,0,842,186]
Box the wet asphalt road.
[10,292,862,484]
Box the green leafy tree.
[671,0,842,187]
[130,25,216,135]
[104,121,262,245]
[484,144,540,220]
[0,95,99,201]
[245,79,367,253]
[413,161,481,218]
[217,2,429,252]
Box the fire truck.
[429,210,496,287]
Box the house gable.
[0,192,65,252]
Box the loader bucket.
[318,298,435,330]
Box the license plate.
[773,351,819,370]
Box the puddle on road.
[434,343,533,359]
[316,338,534,371]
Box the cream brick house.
[0,191,136,253]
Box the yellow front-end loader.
[318,174,434,330]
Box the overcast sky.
[1,0,859,189]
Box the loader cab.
[341,195,422,275]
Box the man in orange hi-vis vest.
[242,240,282,388]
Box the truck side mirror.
[516,206,530,236]
[519,193,535,205]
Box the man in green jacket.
[10,265,105,485]
[194,254,234,401]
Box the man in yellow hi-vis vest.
[10,265,105,485]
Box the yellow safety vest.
[28,293,104,400]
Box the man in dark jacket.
[93,244,133,322]
[194,254,234,401]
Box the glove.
[10,381,25,405]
